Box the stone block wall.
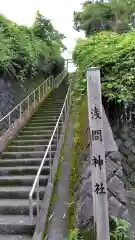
[75,119,132,232]
[0,77,44,118]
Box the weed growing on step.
[68,228,83,240]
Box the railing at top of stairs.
[0,70,68,138]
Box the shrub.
[73,31,135,102]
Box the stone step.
[8,144,56,152]
[0,234,31,240]
[39,105,62,110]
[0,81,68,238]
[1,150,55,159]
[44,99,65,102]
[1,151,55,160]
[0,166,50,176]
[0,199,38,215]
[33,111,60,115]
[0,186,45,199]
[24,125,56,130]
[39,104,62,107]
[26,122,59,126]
[0,215,36,234]
[12,139,56,145]
[20,129,54,135]
[17,134,55,140]
[31,115,59,119]
[30,117,58,122]
[25,123,62,129]
[35,109,61,112]
[0,158,51,167]
[0,175,48,186]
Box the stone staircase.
[0,81,68,239]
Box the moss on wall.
[67,96,93,239]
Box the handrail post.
[29,196,34,221]
[34,91,36,108]
[43,83,45,97]
[8,113,11,129]
[36,179,40,228]
[52,76,54,89]
[47,79,50,90]
[56,126,59,147]
[46,80,47,93]
[28,96,30,113]
[49,145,52,183]
[64,102,67,120]
[41,84,43,100]
[39,86,41,102]
[20,104,22,120]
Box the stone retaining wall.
[75,119,133,232]
[0,77,44,118]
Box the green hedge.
[73,31,135,102]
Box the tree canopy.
[0,12,65,82]
[73,0,135,36]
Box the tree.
[73,0,135,36]
[73,1,114,36]
[32,11,66,51]
[0,12,65,81]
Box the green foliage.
[73,31,135,102]
[0,12,65,81]
[68,229,83,240]
[73,0,135,36]
[110,217,130,240]
[73,1,114,36]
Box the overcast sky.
[1,0,85,58]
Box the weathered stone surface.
[131,145,135,155]
[122,162,133,176]
[126,191,135,235]
[119,145,131,157]
[79,178,92,199]
[121,209,129,220]
[130,172,135,185]
[76,195,93,229]
[115,138,123,148]
[108,176,126,204]
[108,196,125,217]
[120,132,129,141]
[0,77,44,119]
[108,151,125,163]
[115,166,123,179]
[129,130,135,141]
[124,138,134,149]
[75,114,135,232]
[106,157,120,178]
[128,154,135,165]
[76,148,127,230]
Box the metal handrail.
[0,70,67,137]
[29,85,71,221]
